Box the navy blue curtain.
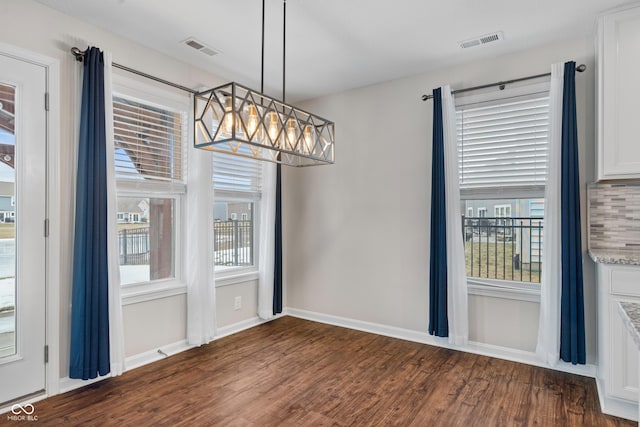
[560,61,586,365]
[429,87,448,337]
[69,47,111,380]
[273,163,283,315]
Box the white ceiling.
[37,0,626,101]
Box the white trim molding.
[468,281,541,303]
[596,377,638,422]
[215,270,260,288]
[0,42,62,399]
[286,308,596,378]
[215,313,286,339]
[52,314,287,397]
[125,340,194,372]
[121,283,187,305]
[58,341,194,395]
[59,373,112,395]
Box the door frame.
[0,43,61,400]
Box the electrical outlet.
[234,296,242,310]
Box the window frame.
[112,75,189,304]
[213,189,261,286]
[494,204,512,218]
[456,83,550,302]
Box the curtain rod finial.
[576,63,586,72]
[71,47,84,62]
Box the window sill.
[467,278,541,303]
[215,269,259,288]
[121,280,187,305]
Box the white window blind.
[113,95,185,182]
[456,92,549,190]
[213,148,262,194]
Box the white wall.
[216,280,259,328]
[0,0,260,379]
[0,0,597,387]
[286,36,597,362]
[123,295,187,357]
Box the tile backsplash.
[589,182,640,251]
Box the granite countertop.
[619,302,640,351]
[588,249,640,266]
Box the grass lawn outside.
[465,240,541,283]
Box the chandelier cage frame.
[193,0,335,167]
[194,83,334,166]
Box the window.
[457,84,549,288]
[213,148,262,274]
[467,207,473,217]
[494,205,511,218]
[113,78,187,292]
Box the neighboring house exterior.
[462,198,544,265]
[462,198,544,219]
[0,181,15,223]
[117,198,149,224]
[214,202,252,221]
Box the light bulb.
[267,111,280,146]
[303,125,315,154]
[246,103,260,140]
[286,118,297,150]
[222,97,235,135]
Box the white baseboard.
[286,307,597,379]
[215,313,287,340]
[54,315,285,397]
[57,341,194,395]
[58,373,112,394]
[125,314,290,371]
[46,310,608,419]
[595,376,638,422]
[125,340,194,371]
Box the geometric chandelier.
[194,82,334,166]
[193,0,335,167]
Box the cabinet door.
[609,298,639,401]
[599,6,640,179]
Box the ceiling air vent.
[183,37,220,57]
[459,31,504,49]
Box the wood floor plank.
[15,316,634,426]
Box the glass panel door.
[0,83,16,359]
[0,52,47,405]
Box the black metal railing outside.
[462,216,543,283]
[119,227,150,265]
[214,219,253,267]
[118,221,254,268]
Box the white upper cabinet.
[597,5,640,180]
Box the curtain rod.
[420,63,587,101]
[70,47,199,95]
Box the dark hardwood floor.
[15,316,633,426]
